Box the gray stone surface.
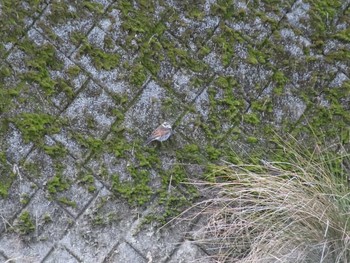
[1,0,349,262]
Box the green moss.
[67,65,82,77]
[103,35,115,50]
[210,0,235,20]
[18,41,64,96]
[91,211,120,227]
[74,134,103,154]
[0,176,13,198]
[155,193,192,224]
[16,211,35,235]
[43,143,67,158]
[307,0,342,42]
[251,99,273,113]
[161,165,187,187]
[201,119,221,140]
[58,197,77,207]
[92,215,105,226]
[177,144,203,164]
[220,99,244,116]
[85,137,103,153]
[325,48,350,62]
[272,71,288,95]
[0,152,15,198]
[151,164,199,224]
[166,45,208,72]
[0,0,43,44]
[24,71,57,95]
[200,80,244,142]
[256,12,279,30]
[247,47,267,65]
[111,167,152,205]
[47,174,70,194]
[198,45,211,58]
[55,78,75,99]
[212,24,245,67]
[36,21,58,41]
[247,136,258,144]
[82,1,104,14]
[78,173,96,192]
[119,10,148,34]
[42,213,52,224]
[333,28,350,42]
[139,42,162,75]
[206,146,221,161]
[47,1,78,24]
[295,81,350,142]
[0,65,11,79]
[247,55,258,65]
[187,6,205,20]
[117,0,166,41]
[112,94,129,107]
[129,63,148,87]
[20,193,30,205]
[113,140,128,158]
[79,43,120,70]
[86,115,97,130]
[116,2,175,76]
[23,162,40,180]
[243,113,260,125]
[136,148,160,168]
[103,124,130,159]
[12,113,60,144]
[215,76,234,89]
[70,31,86,46]
[116,0,167,58]
[80,174,94,184]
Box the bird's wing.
[144,125,171,145]
[151,126,167,138]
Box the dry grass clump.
[175,142,350,262]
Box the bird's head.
[161,122,172,129]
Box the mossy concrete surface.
[0,0,349,262]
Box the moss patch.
[18,40,64,96]
[89,196,121,227]
[78,173,97,193]
[0,66,20,115]
[47,174,70,195]
[58,197,77,207]
[15,211,35,235]
[111,167,152,206]
[12,113,61,144]
[0,152,15,198]
[0,0,44,47]
[78,42,120,70]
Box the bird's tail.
[143,138,153,146]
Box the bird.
[144,122,172,145]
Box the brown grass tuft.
[169,139,350,262]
